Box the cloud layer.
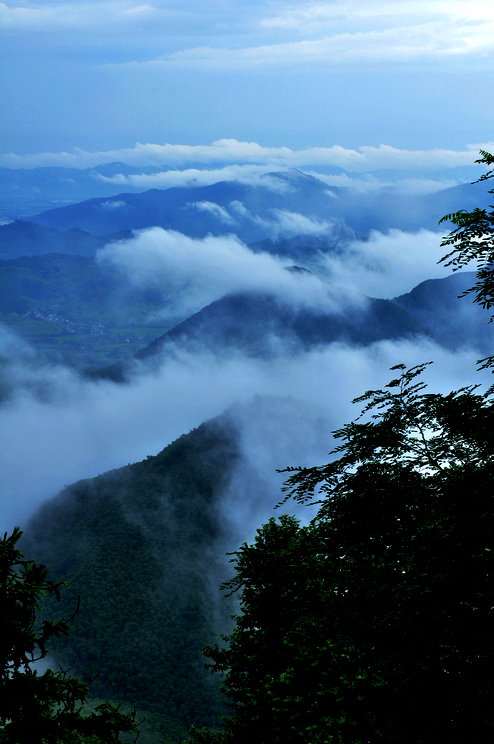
[97,228,344,318]
[0,330,488,535]
[323,228,450,298]
[1,139,492,172]
[4,0,494,71]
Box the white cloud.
[0,331,488,534]
[188,200,236,224]
[249,208,334,238]
[96,227,345,317]
[98,0,494,71]
[322,228,450,298]
[153,25,494,69]
[97,164,283,190]
[261,1,494,34]
[0,1,189,31]
[2,139,491,173]
[101,199,126,209]
[304,170,462,196]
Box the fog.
[0,202,490,541]
[97,227,356,318]
[0,327,489,534]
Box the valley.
[1,160,492,743]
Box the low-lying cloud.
[0,326,489,536]
[97,227,348,317]
[189,201,236,224]
[322,228,450,298]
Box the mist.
[0,324,489,535]
[2,205,491,536]
[97,227,355,318]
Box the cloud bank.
[0,329,489,535]
[1,139,492,172]
[97,228,345,318]
[103,0,494,70]
[323,228,450,298]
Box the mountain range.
[12,169,492,240]
[3,163,492,743]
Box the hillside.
[135,271,491,364]
[25,172,493,239]
[0,163,164,222]
[0,219,131,260]
[136,290,424,361]
[0,253,173,368]
[21,411,246,743]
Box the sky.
[2,0,494,159]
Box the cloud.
[102,1,494,71]
[268,209,334,236]
[97,164,284,190]
[96,227,344,317]
[0,328,489,535]
[150,27,494,70]
[101,199,126,209]
[322,228,450,298]
[188,201,236,224]
[237,206,334,239]
[303,170,463,196]
[261,1,494,35]
[97,164,299,192]
[1,139,492,172]
[0,1,190,32]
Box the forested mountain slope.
[135,271,492,363]
[136,290,423,361]
[21,412,245,742]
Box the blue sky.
[2,0,494,166]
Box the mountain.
[135,290,423,362]
[26,170,340,241]
[248,225,359,265]
[21,410,246,743]
[134,271,491,364]
[393,272,493,351]
[25,172,494,240]
[0,162,164,221]
[0,220,131,260]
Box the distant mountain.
[248,225,360,264]
[0,162,164,221]
[27,170,342,241]
[135,290,423,362]
[20,409,254,743]
[26,171,494,239]
[134,271,490,364]
[393,272,492,351]
[0,219,130,260]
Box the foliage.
[22,416,240,743]
[0,526,137,743]
[439,148,494,368]
[190,363,494,743]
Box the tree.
[439,148,494,369]
[0,527,137,743]
[188,154,494,743]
